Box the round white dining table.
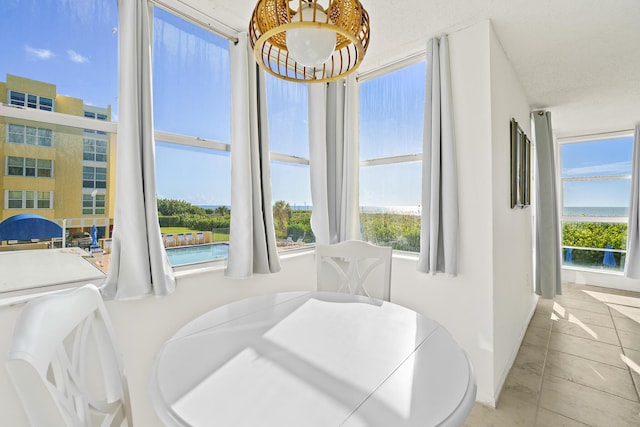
[150,291,476,426]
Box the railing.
[212,228,230,243]
[562,245,626,273]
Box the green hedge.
[562,222,627,266]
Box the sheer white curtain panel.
[625,123,640,278]
[103,0,175,299]
[225,34,281,278]
[417,35,459,275]
[532,110,561,298]
[308,77,361,245]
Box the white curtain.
[417,35,459,275]
[308,77,361,245]
[225,34,281,278]
[625,123,640,278]
[103,0,175,299]
[532,110,562,298]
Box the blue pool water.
[166,243,229,266]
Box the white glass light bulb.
[286,4,336,68]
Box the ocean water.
[199,204,422,215]
[563,206,628,217]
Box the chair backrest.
[196,232,204,243]
[6,284,132,427]
[316,240,392,301]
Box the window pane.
[563,179,631,216]
[265,75,309,158]
[561,137,633,178]
[156,142,230,204]
[270,161,314,245]
[360,162,422,252]
[359,62,426,160]
[152,7,230,142]
[562,221,627,272]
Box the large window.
[265,74,313,248]
[152,7,232,264]
[359,61,426,252]
[560,135,633,272]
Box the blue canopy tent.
[0,214,62,241]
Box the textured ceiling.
[181,0,640,138]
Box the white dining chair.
[5,284,132,427]
[316,240,392,301]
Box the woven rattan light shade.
[249,0,370,83]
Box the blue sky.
[1,0,633,210]
[561,137,633,208]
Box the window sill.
[562,264,624,276]
[0,247,106,300]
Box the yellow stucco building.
[0,74,115,246]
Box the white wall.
[488,24,538,395]
[393,20,536,405]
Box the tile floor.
[463,282,640,426]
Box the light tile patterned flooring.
[463,282,640,426]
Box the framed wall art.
[510,118,531,208]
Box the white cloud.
[67,49,89,64]
[25,45,54,60]
[563,161,631,177]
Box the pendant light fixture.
[249,0,370,83]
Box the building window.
[8,90,54,111]
[7,124,53,147]
[6,157,53,178]
[560,135,633,272]
[83,139,108,162]
[37,191,52,208]
[83,193,106,215]
[359,61,426,253]
[83,166,107,189]
[5,190,52,209]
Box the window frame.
[4,190,53,210]
[357,57,426,254]
[8,90,54,111]
[6,156,53,178]
[557,130,634,273]
[7,123,54,147]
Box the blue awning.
[0,214,62,241]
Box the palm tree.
[273,200,291,239]
[214,205,230,216]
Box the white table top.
[150,292,476,427]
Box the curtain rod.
[152,0,239,43]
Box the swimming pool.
[166,243,229,266]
